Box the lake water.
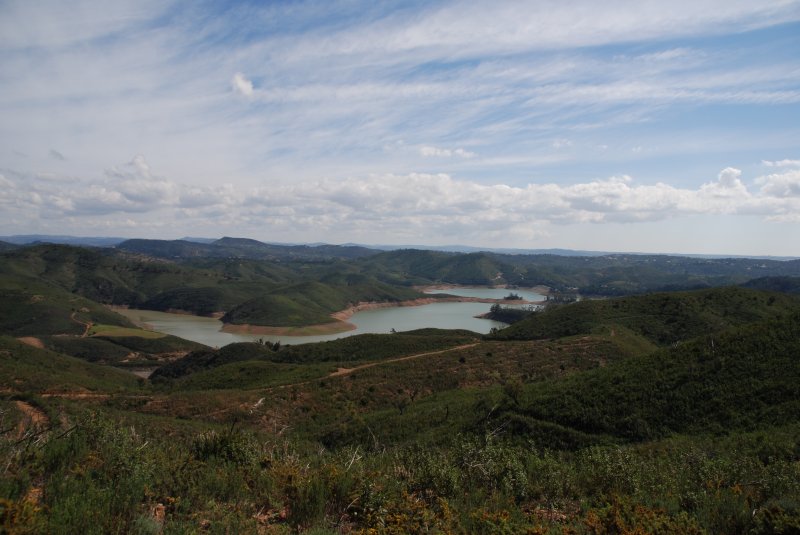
[114,286,544,348]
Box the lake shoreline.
[240,285,550,335]
[110,285,549,339]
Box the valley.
[1,238,800,533]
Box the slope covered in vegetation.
[221,278,423,327]
[497,312,800,445]
[3,247,800,533]
[490,286,799,345]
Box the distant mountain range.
[1,234,797,260]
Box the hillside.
[151,328,480,382]
[0,244,423,327]
[743,275,800,294]
[0,276,134,337]
[489,286,800,345]
[0,271,207,367]
[116,237,378,261]
[0,335,141,392]
[358,248,800,294]
[3,283,800,533]
[499,311,800,444]
[221,278,424,327]
[6,242,800,333]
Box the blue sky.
[1,0,799,255]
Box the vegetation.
[485,303,536,324]
[150,329,480,383]
[489,286,799,345]
[2,241,800,532]
[4,242,800,331]
[221,278,423,327]
[744,276,800,294]
[117,236,378,261]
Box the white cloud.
[280,1,800,63]
[419,146,475,158]
[552,138,572,149]
[5,158,799,240]
[757,169,800,198]
[701,167,749,197]
[1,2,799,251]
[762,159,800,168]
[231,72,254,97]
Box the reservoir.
[114,286,544,347]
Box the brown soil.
[272,343,480,390]
[41,391,111,400]
[16,336,45,349]
[14,400,50,437]
[128,368,158,379]
[326,343,478,378]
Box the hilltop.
[116,236,378,261]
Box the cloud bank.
[2,156,798,241]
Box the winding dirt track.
[70,311,93,337]
[327,343,479,379]
[6,343,481,423]
[200,342,481,419]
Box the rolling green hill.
[743,275,800,294]
[0,335,140,392]
[489,286,800,345]
[4,278,800,533]
[150,328,480,383]
[0,278,133,337]
[0,244,423,326]
[360,249,515,285]
[117,236,378,261]
[359,248,800,293]
[501,311,800,445]
[221,278,423,327]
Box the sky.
[1,0,799,256]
